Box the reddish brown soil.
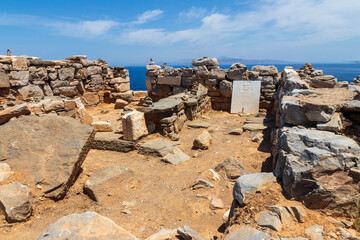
[0,106,357,239]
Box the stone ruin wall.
[0,55,131,105]
[145,57,280,113]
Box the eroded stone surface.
[0,115,94,199]
[0,182,32,223]
[37,212,137,240]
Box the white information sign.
[230,81,261,114]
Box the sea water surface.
[127,63,360,91]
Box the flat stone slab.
[231,81,261,114]
[37,212,137,240]
[91,132,136,153]
[84,166,133,202]
[161,148,190,165]
[0,115,95,199]
[224,226,270,240]
[138,138,181,157]
[256,211,282,231]
[187,121,211,129]
[0,182,32,223]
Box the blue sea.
[127,63,360,91]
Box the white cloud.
[179,7,207,19]
[120,0,360,47]
[133,9,163,24]
[55,20,118,38]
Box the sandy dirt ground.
[0,105,356,239]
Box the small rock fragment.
[191,179,215,190]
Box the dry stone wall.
[0,55,130,103]
[146,57,280,113]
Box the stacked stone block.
[146,57,280,112]
[0,55,130,103]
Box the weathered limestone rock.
[193,130,213,150]
[84,166,133,201]
[177,225,206,240]
[115,99,129,109]
[0,70,10,88]
[17,84,44,100]
[256,211,282,231]
[0,182,32,223]
[305,225,324,240]
[227,63,247,80]
[215,157,247,181]
[287,206,306,223]
[122,110,148,141]
[219,80,233,97]
[157,76,181,86]
[266,205,294,226]
[187,121,211,129]
[9,71,29,86]
[0,103,31,125]
[251,65,278,76]
[11,57,29,71]
[0,163,12,182]
[192,57,218,66]
[37,212,137,240]
[274,127,360,214]
[191,178,214,189]
[91,121,113,132]
[0,115,95,199]
[145,229,177,240]
[210,69,226,80]
[210,197,224,209]
[194,66,210,78]
[58,68,75,81]
[161,148,190,165]
[310,75,337,88]
[91,132,136,153]
[316,112,342,132]
[82,92,99,105]
[233,173,276,204]
[224,226,270,240]
[138,138,181,157]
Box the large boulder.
[0,115,95,199]
[274,127,360,215]
[37,212,137,240]
[0,182,32,223]
[219,80,233,98]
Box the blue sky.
[1,0,360,66]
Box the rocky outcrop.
[37,212,137,240]
[0,114,95,199]
[273,127,360,215]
